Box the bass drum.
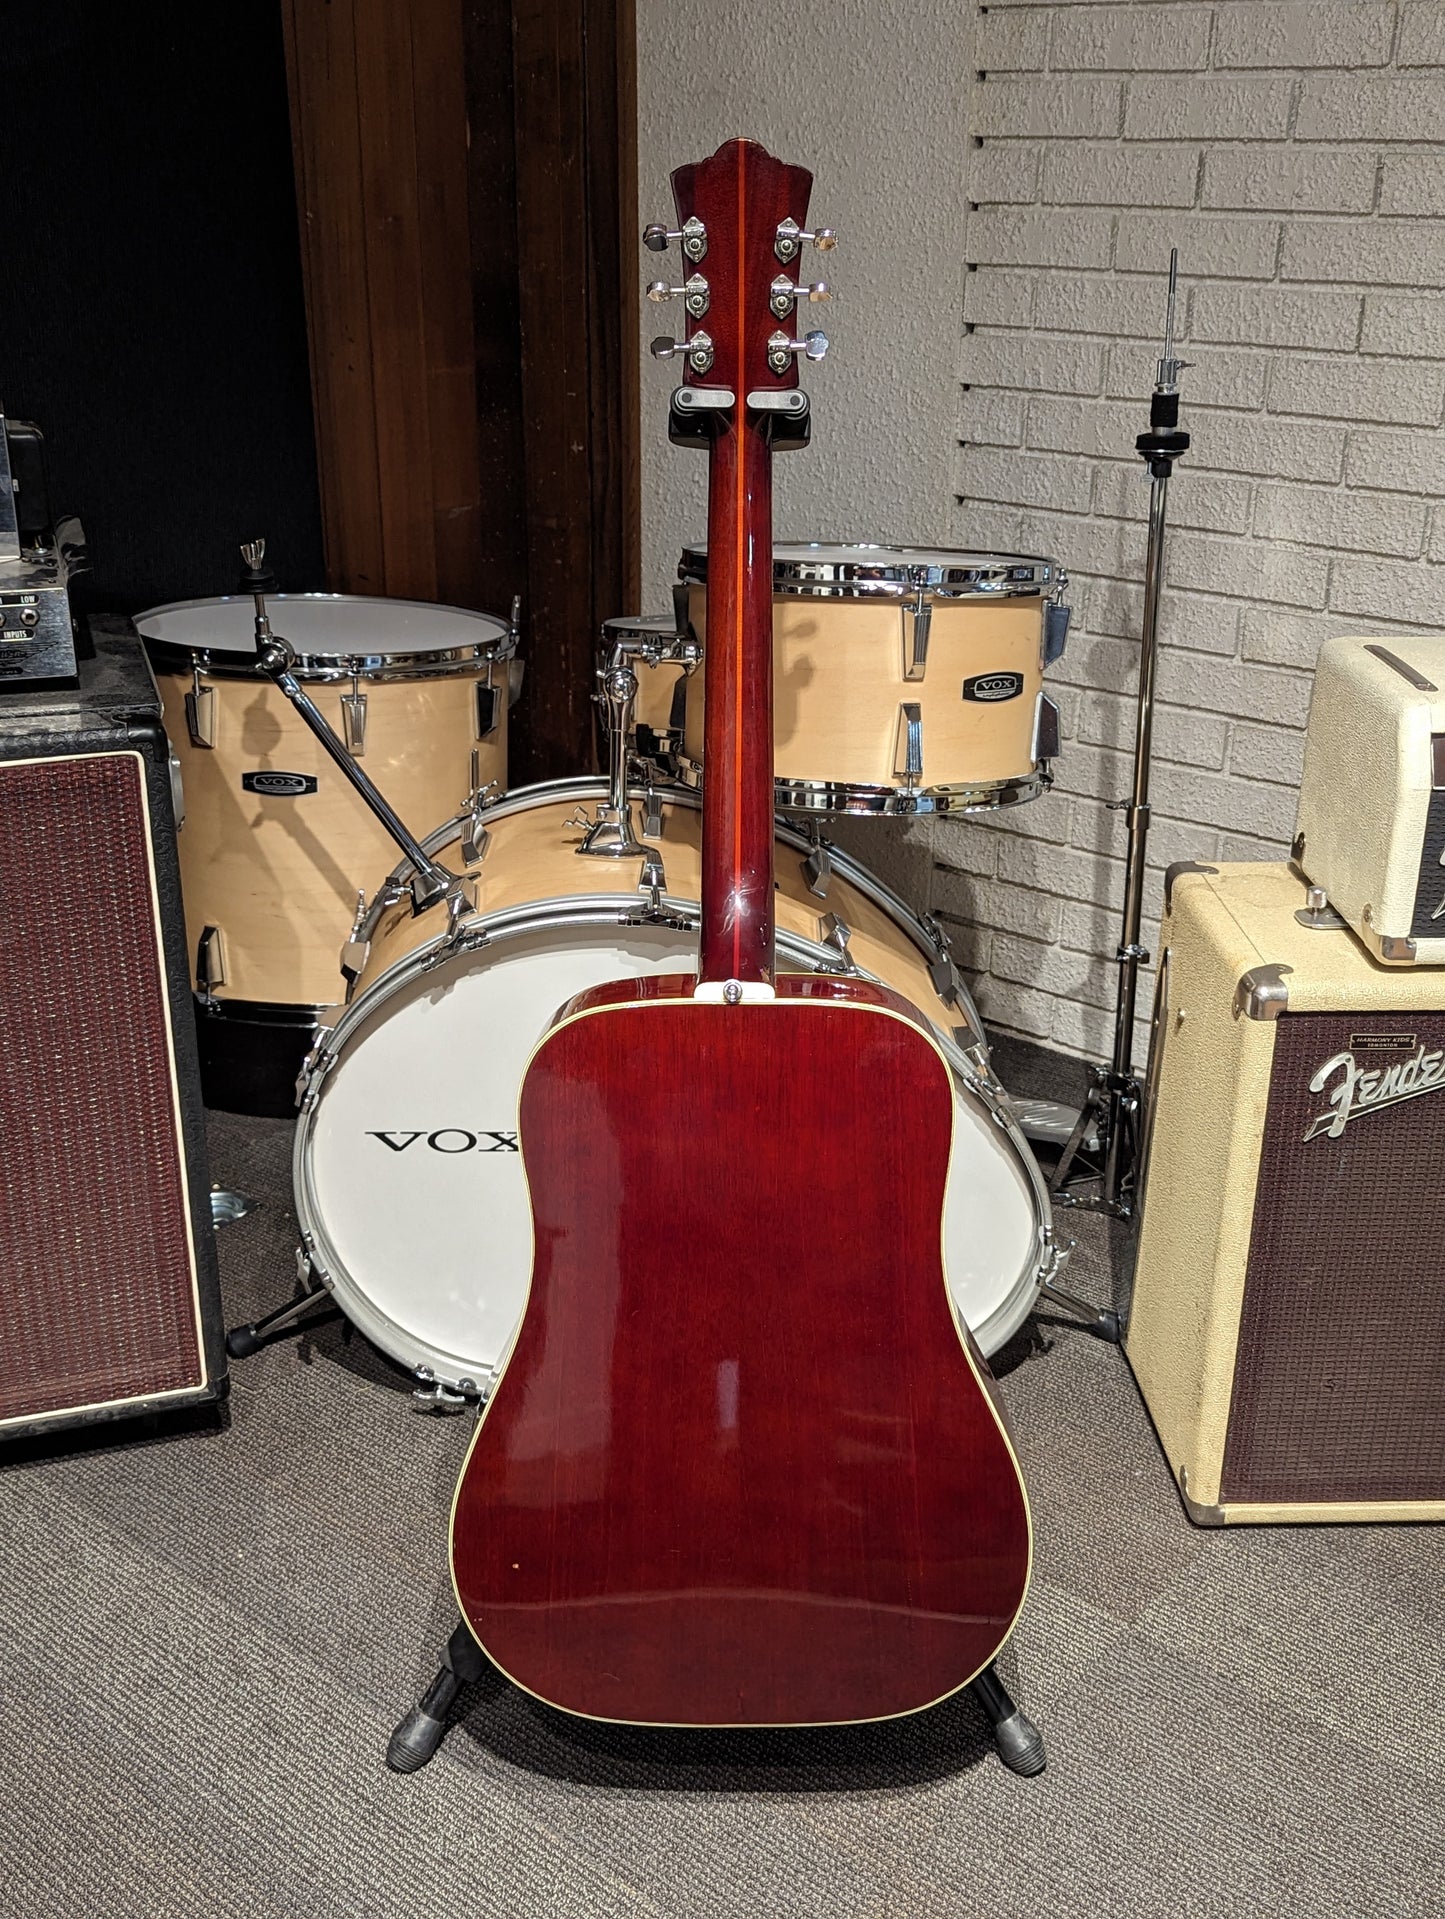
[293,779,1055,1393]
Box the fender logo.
[367,1129,519,1153]
[1304,1044,1445,1142]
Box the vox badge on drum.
[366,1130,519,1153]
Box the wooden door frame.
[283,0,639,783]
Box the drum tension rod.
[238,540,460,915]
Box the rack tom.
[139,592,520,1113]
[678,543,1066,815]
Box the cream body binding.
[141,595,513,1012]
[682,589,1044,792]
[293,780,1052,1390]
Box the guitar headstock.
[645,139,830,418]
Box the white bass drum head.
[296,918,1043,1388]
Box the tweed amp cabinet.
[0,621,226,1440]
[1294,632,1445,965]
[1128,861,1445,1526]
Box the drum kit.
[135,535,1091,1402]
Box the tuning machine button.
[647,272,710,318]
[767,328,828,374]
[774,217,836,263]
[651,331,716,375]
[769,274,830,318]
[643,215,708,261]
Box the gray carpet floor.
[3,1036,1442,1918]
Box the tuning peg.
[650,331,715,375]
[774,217,836,264]
[643,215,708,261]
[767,328,828,374]
[646,272,710,318]
[769,274,830,318]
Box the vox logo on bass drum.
[242,770,318,797]
[962,672,1024,703]
[368,1129,520,1153]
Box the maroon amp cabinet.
[0,623,226,1440]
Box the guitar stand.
[385,1625,1046,1778]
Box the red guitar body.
[452,974,1031,1725]
[450,138,1032,1726]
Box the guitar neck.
[699,401,775,985]
[660,138,819,990]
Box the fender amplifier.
[1128,861,1445,1525]
[1295,633,1445,965]
[0,621,226,1440]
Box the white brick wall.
[935,0,1445,1065]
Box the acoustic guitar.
[450,138,1032,1727]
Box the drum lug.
[195,924,227,995]
[802,839,833,897]
[902,592,932,682]
[295,1036,334,1105]
[338,689,367,756]
[185,669,216,748]
[893,702,924,785]
[295,1234,331,1290]
[642,783,665,840]
[921,913,961,1007]
[475,681,501,740]
[817,912,859,974]
[340,890,371,990]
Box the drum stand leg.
[387,1618,491,1773]
[225,1276,336,1358]
[969,1663,1046,1776]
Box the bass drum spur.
[293,780,1057,1397]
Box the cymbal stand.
[1046,252,1190,1227]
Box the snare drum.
[293,778,1056,1395]
[139,592,519,1112]
[679,543,1066,814]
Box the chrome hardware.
[410,1365,480,1414]
[1044,571,1072,665]
[168,748,185,829]
[185,666,216,748]
[209,1187,253,1231]
[903,592,932,682]
[638,850,666,900]
[647,273,710,318]
[578,659,646,857]
[929,943,962,1009]
[774,216,836,263]
[1033,691,1062,762]
[818,912,859,973]
[340,890,370,983]
[695,976,776,1003]
[673,384,735,415]
[745,389,809,416]
[475,679,501,739]
[1163,860,1218,911]
[460,792,492,867]
[1379,932,1418,962]
[893,702,923,783]
[651,330,715,375]
[1295,884,1347,932]
[644,215,707,261]
[1156,248,1194,395]
[768,273,830,317]
[340,688,367,756]
[803,841,833,897]
[196,924,226,994]
[1234,962,1292,1021]
[766,328,828,375]
[642,785,664,839]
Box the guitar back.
[451,975,1031,1726]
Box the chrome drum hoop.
[678,542,1061,602]
[679,763,1053,817]
[139,590,519,682]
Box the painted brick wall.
[935,0,1445,1065]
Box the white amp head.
[1295,634,1445,965]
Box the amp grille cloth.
[1222,1009,1445,1503]
[0,753,201,1421]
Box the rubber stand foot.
[385,1706,447,1774]
[225,1323,263,1358]
[1097,1309,1124,1345]
[993,1708,1047,1777]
